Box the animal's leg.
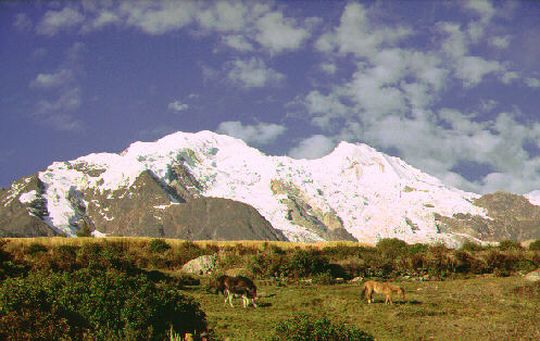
[227,292,235,307]
[251,298,257,308]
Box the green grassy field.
[190,276,540,340]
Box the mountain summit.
[1,130,539,245]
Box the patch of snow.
[19,190,38,204]
[92,230,107,238]
[525,190,540,206]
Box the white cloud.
[35,88,81,115]
[525,77,540,88]
[227,58,285,88]
[255,11,310,54]
[320,62,337,74]
[316,2,411,59]
[222,35,254,52]
[33,88,83,132]
[217,121,286,146]
[36,7,84,36]
[463,0,495,23]
[30,69,73,89]
[168,100,189,112]
[490,35,510,49]
[463,0,495,41]
[302,90,349,130]
[83,10,119,31]
[438,22,468,59]
[197,1,247,32]
[119,1,196,35]
[501,71,519,84]
[455,56,503,87]
[288,135,336,159]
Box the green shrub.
[376,238,409,259]
[0,269,207,340]
[149,238,171,253]
[286,249,330,278]
[408,243,429,254]
[271,313,373,341]
[485,250,516,275]
[27,242,48,256]
[460,241,486,252]
[498,240,522,251]
[311,271,335,285]
[529,240,540,251]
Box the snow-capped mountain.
[2,130,539,246]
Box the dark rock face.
[0,175,58,237]
[436,192,540,241]
[159,197,284,240]
[1,169,285,241]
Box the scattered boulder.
[181,254,217,275]
[524,269,540,282]
[349,276,364,283]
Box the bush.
[0,269,207,340]
[311,271,335,285]
[286,249,330,278]
[149,238,171,253]
[498,240,522,251]
[271,313,373,341]
[529,239,540,251]
[27,242,48,257]
[376,238,409,259]
[460,241,485,252]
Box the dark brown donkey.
[214,275,257,308]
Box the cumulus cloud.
[118,1,196,35]
[30,69,73,89]
[455,56,503,87]
[226,58,285,88]
[320,62,337,74]
[316,2,411,59]
[33,87,83,132]
[168,100,189,112]
[222,35,254,52]
[525,77,540,88]
[36,7,84,36]
[197,1,247,32]
[255,11,310,54]
[217,121,286,146]
[288,135,336,160]
[490,35,511,49]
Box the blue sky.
[1,0,540,194]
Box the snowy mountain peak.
[7,130,538,245]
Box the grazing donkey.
[361,280,405,304]
[214,275,258,308]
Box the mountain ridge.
[1,130,539,245]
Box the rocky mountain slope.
[1,130,539,245]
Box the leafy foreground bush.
[271,313,373,341]
[529,239,540,251]
[0,269,207,340]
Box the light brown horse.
[361,280,405,304]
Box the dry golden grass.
[4,237,372,251]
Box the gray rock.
[524,269,540,282]
[182,254,217,275]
